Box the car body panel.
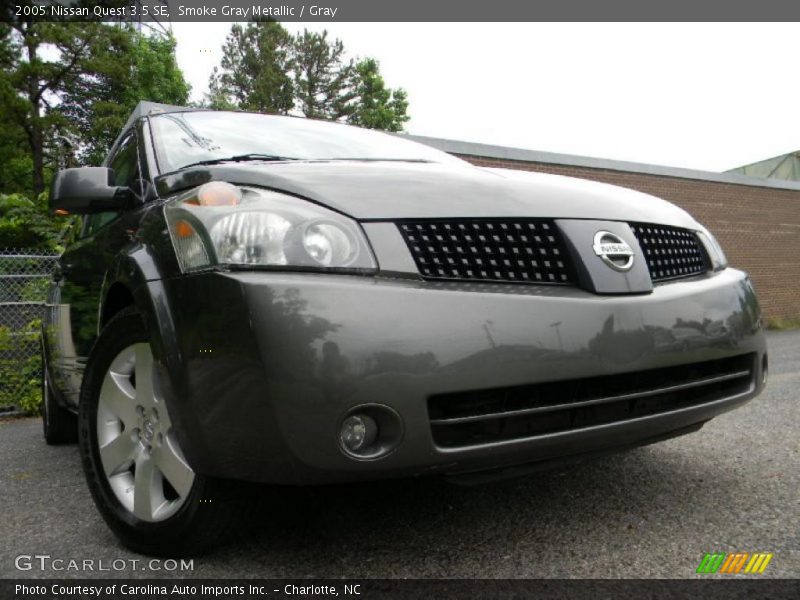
[154,161,700,227]
[148,267,764,484]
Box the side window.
[109,133,140,189]
[82,212,117,238]
[82,132,140,237]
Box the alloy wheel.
[96,343,194,522]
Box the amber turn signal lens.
[54,209,70,216]
[196,181,241,206]
[173,219,195,239]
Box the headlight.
[696,226,728,271]
[164,182,377,273]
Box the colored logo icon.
[696,552,773,574]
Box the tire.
[78,307,244,557]
[42,346,77,445]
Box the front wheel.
[78,308,243,556]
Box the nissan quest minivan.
[41,102,767,556]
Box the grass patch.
[766,317,800,331]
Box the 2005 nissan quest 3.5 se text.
[41,102,767,556]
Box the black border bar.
[3,579,800,600]
[5,0,800,22]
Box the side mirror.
[50,167,133,215]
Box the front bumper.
[155,267,766,484]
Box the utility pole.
[550,321,563,351]
[482,321,497,349]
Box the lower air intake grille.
[428,354,755,448]
[397,220,574,285]
[630,223,708,282]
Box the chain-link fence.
[0,249,60,415]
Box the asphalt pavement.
[1,330,798,579]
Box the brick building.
[408,135,800,323]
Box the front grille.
[397,219,574,285]
[428,354,755,448]
[630,223,708,282]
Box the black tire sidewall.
[78,308,219,556]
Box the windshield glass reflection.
[150,110,465,172]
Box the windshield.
[149,110,465,173]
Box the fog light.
[340,414,378,453]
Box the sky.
[170,22,800,173]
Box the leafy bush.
[766,317,800,331]
[0,320,42,415]
[0,193,72,251]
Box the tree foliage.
[292,29,355,120]
[0,21,189,249]
[58,27,190,165]
[0,319,43,414]
[347,58,409,132]
[1,20,105,196]
[207,22,410,132]
[207,21,294,113]
[0,192,73,250]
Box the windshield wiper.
[315,158,435,163]
[181,153,300,168]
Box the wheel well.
[101,283,135,328]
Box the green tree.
[0,16,190,250]
[0,114,33,197]
[0,24,33,196]
[292,30,355,120]
[2,12,190,191]
[347,58,409,132]
[58,27,190,165]
[205,67,238,110]
[207,21,294,113]
[1,17,121,196]
[207,25,411,132]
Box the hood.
[155,161,700,229]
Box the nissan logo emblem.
[593,231,635,272]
